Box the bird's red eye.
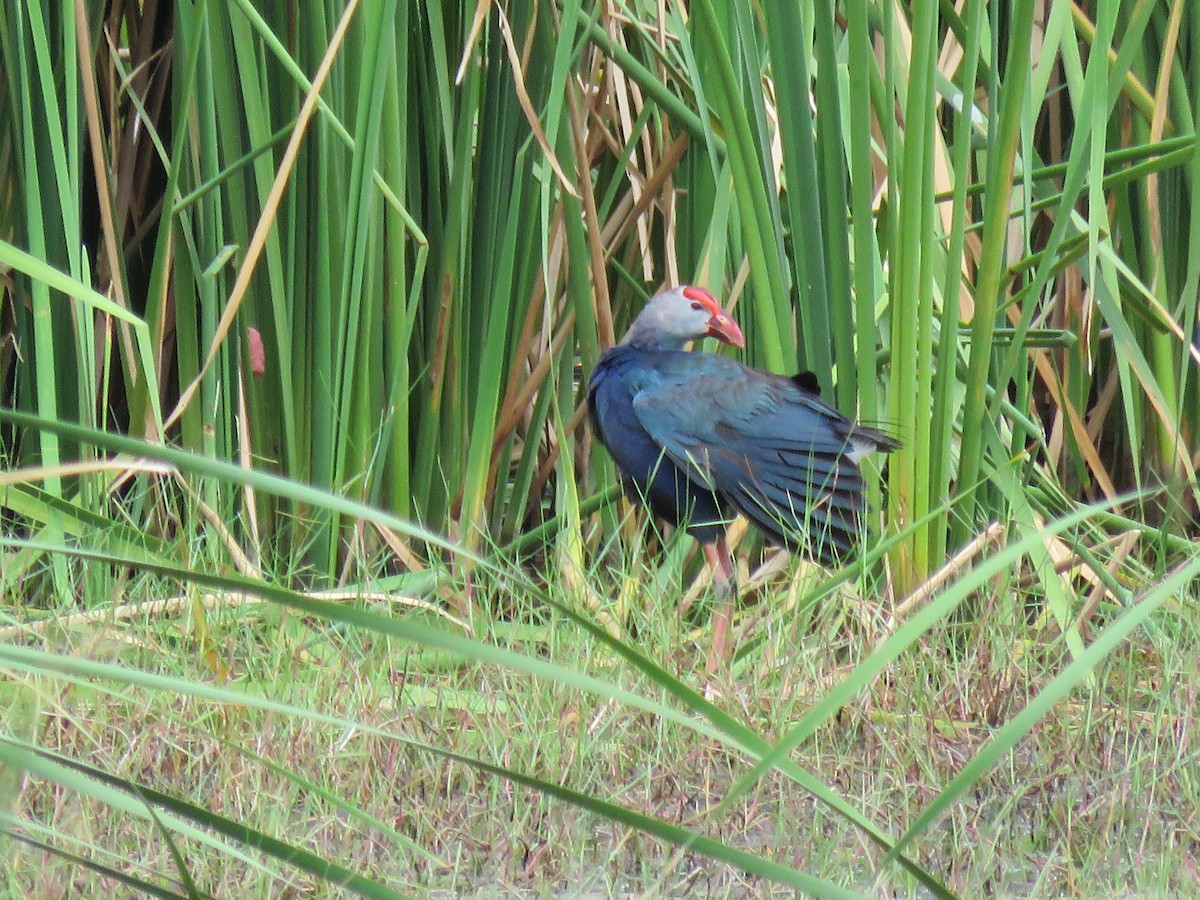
[691,301,704,311]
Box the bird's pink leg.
[702,535,736,674]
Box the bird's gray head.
[620,285,746,351]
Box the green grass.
[1,420,1196,896]
[3,550,1198,896]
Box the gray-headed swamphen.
[587,284,899,673]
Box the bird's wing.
[629,355,874,558]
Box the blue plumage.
[588,345,730,544]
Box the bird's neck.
[619,329,691,352]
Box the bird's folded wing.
[630,374,866,553]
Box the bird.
[587,284,899,673]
